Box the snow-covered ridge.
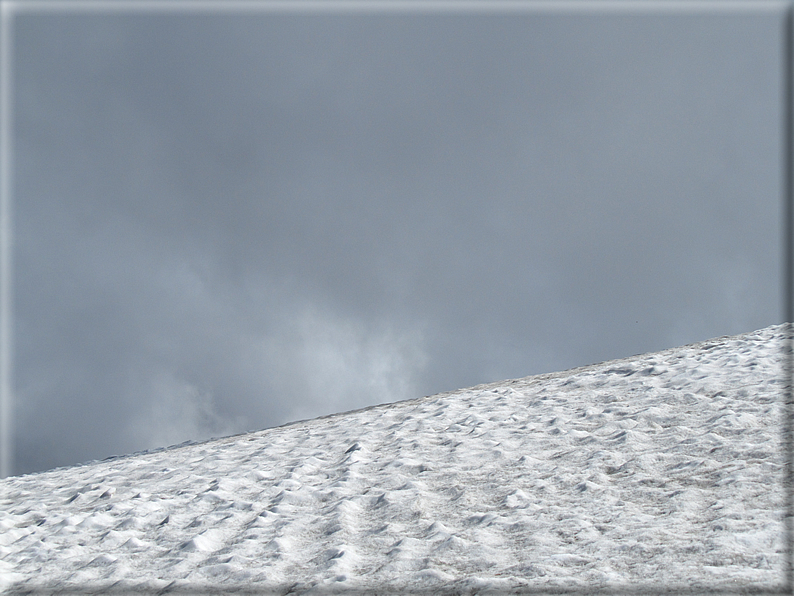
[1,325,790,594]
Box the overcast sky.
[9,6,785,476]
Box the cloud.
[126,371,241,451]
[257,303,429,424]
[112,252,429,455]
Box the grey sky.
[10,8,784,476]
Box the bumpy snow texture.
[0,324,790,594]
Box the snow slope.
[0,325,789,594]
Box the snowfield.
[0,325,790,594]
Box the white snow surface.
[1,325,790,594]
